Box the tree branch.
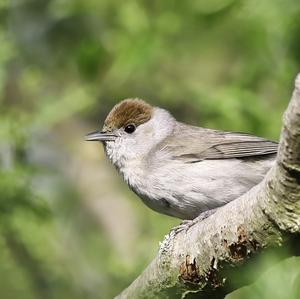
[116,74,300,299]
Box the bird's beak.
[85,130,117,142]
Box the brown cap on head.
[103,98,153,131]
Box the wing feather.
[158,123,278,163]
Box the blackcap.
[85,99,277,220]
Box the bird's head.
[85,99,175,168]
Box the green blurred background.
[0,0,300,298]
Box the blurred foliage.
[0,0,300,298]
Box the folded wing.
[158,124,278,163]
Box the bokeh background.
[1,0,300,298]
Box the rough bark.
[116,74,300,299]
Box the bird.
[85,98,278,220]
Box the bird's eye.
[124,124,136,134]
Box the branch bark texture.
[116,74,300,299]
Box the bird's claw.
[171,219,196,234]
[170,208,219,235]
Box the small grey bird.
[85,99,277,220]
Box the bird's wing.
[158,124,278,163]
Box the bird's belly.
[135,177,253,219]
[123,158,274,220]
